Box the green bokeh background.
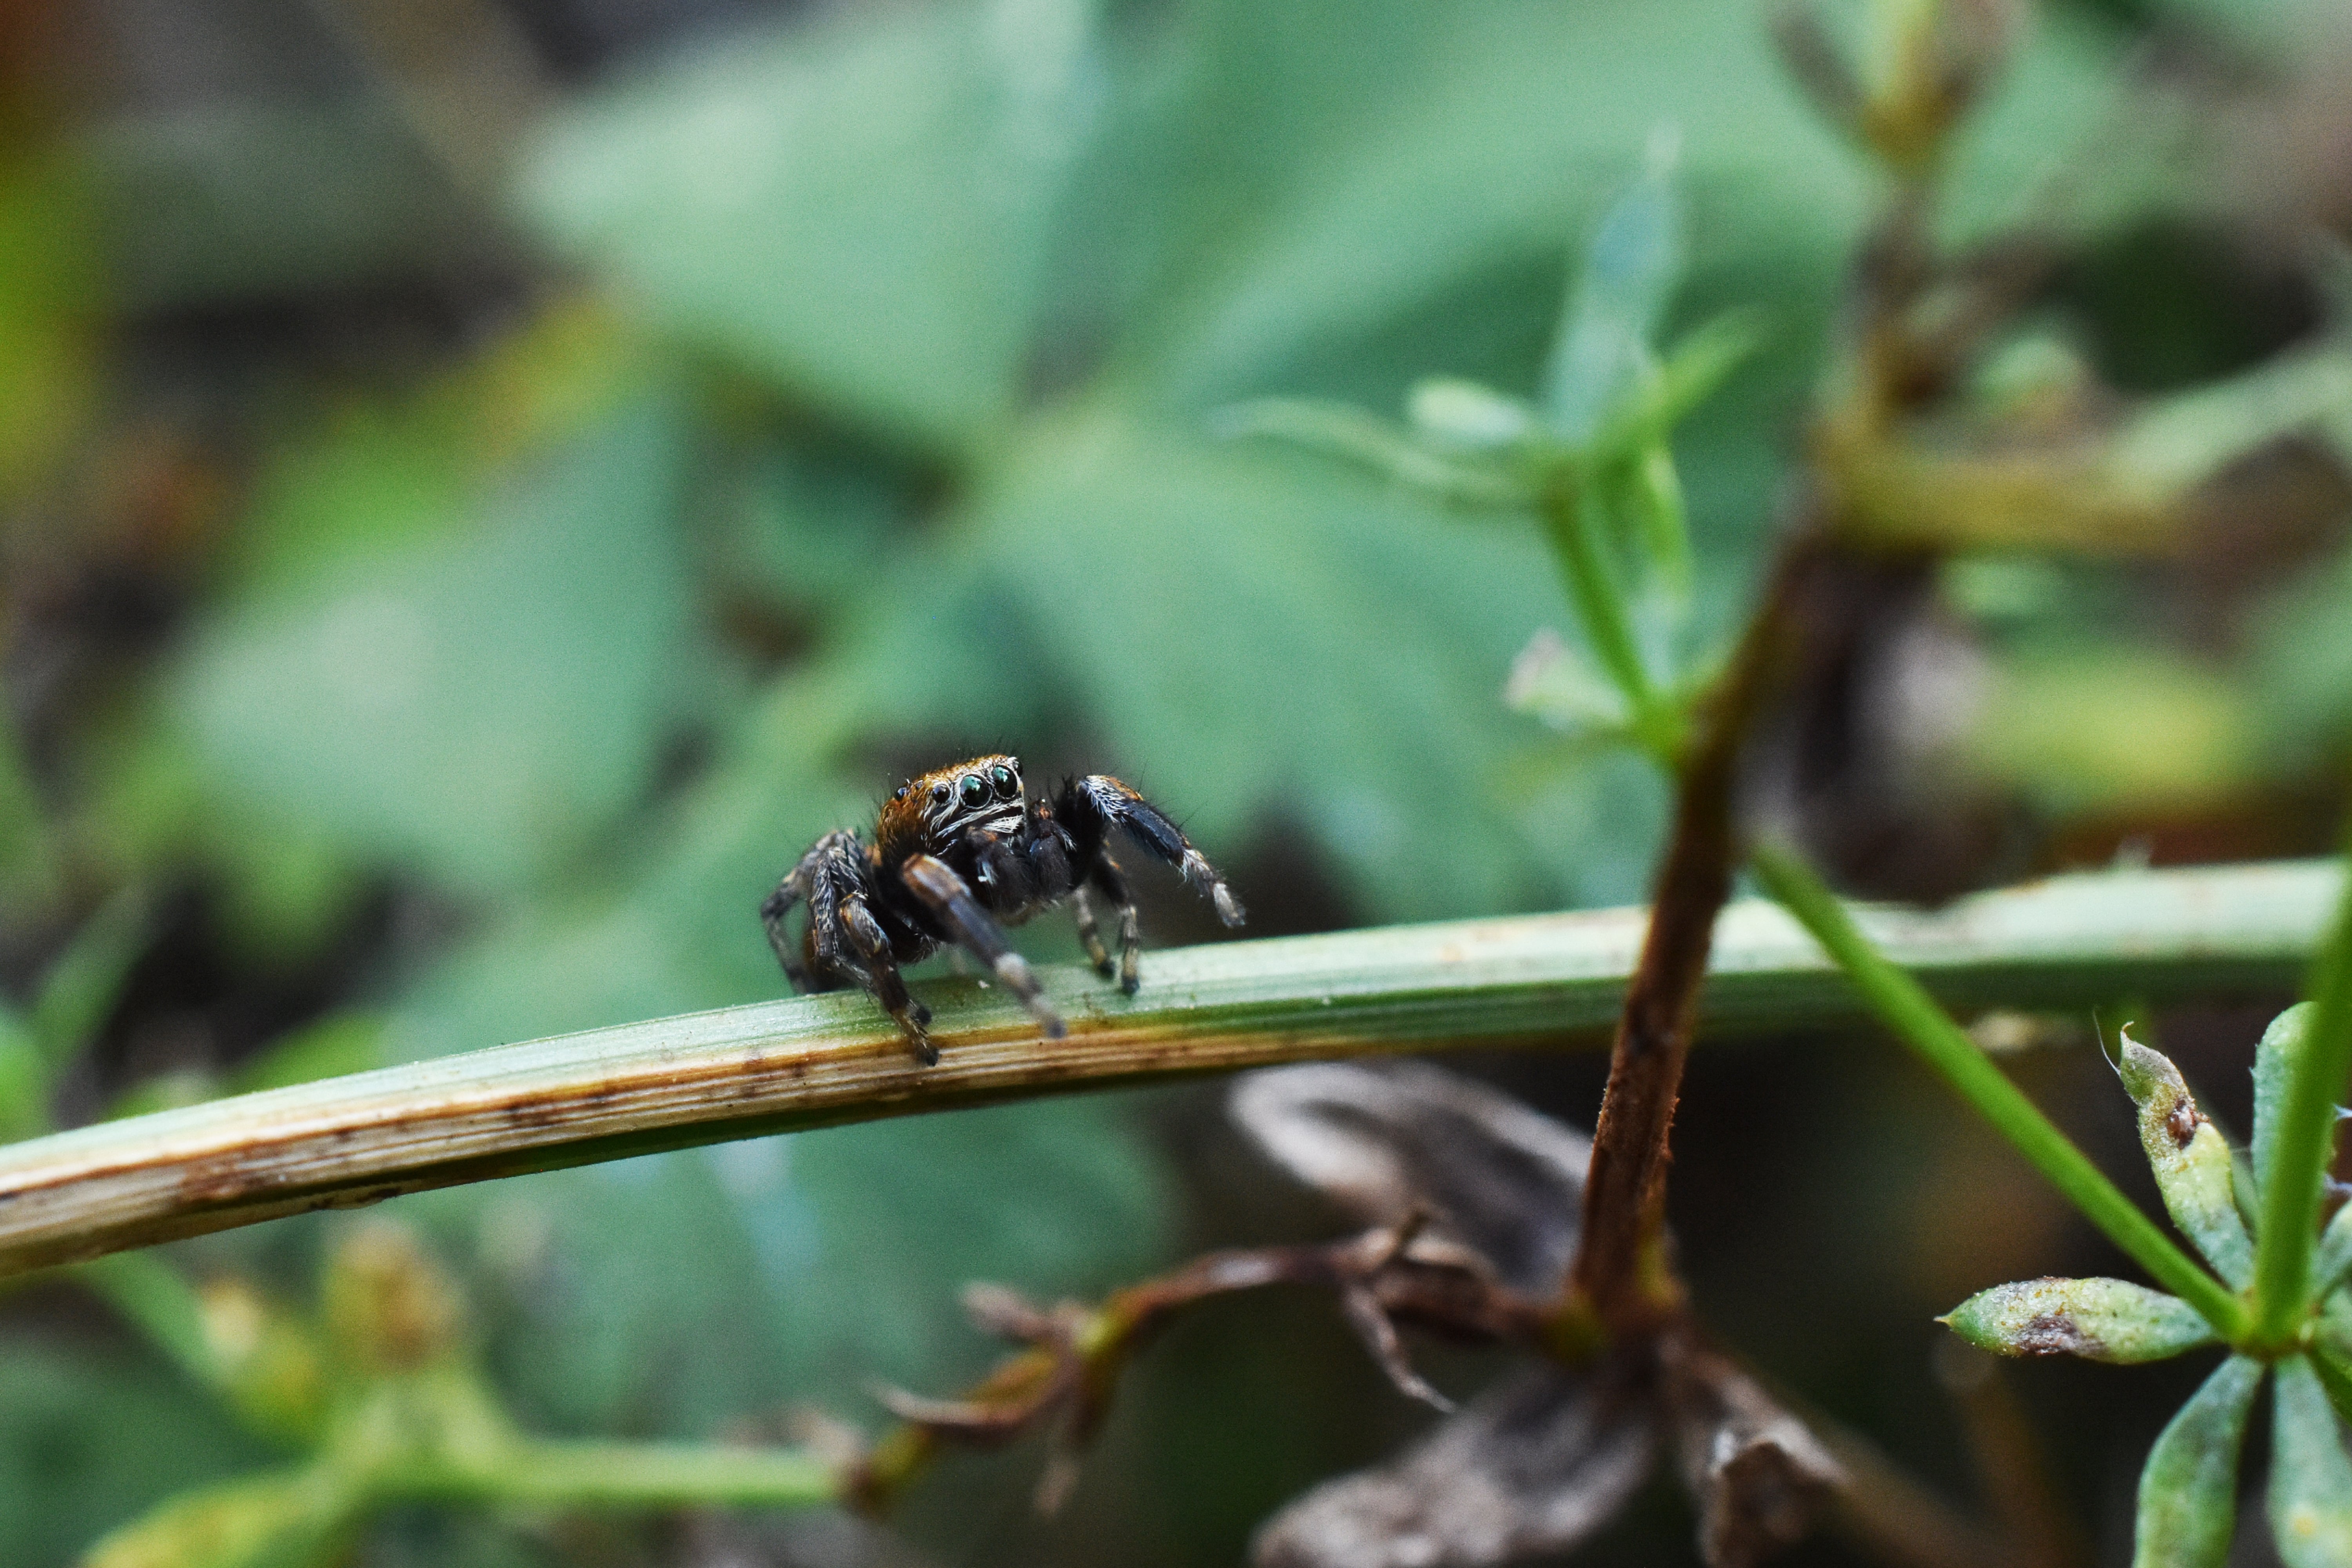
[6,0,2352,1562]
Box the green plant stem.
[0,858,2333,1279]
[1542,475,1674,757]
[2252,831,2352,1347]
[421,1439,837,1508]
[1752,841,2251,1342]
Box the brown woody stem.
[1569,529,1820,1332]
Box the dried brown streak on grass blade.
[0,859,2334,1277]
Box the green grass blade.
[0,857,2333,1279]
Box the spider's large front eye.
[990,764,1017,799]
[958,774,989,809]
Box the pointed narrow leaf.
[2253,1002,2315,1202]
[1942,1277,2218,1364]
[2271,1356,2352,1568]
[1620,441,1691,601]
[1544,142,1684,440]
[2118,1034,2255,1287]
[2316,1201,2352,1302]
[2134,1354,2261,1568]
[1213,397,1533,507]
[1503,628,1633,740]
[1591,308,1769,454]
[2234,1149,2262,1231]
[28,891,147,1067]
[83,1469,350,1568]
[0,1010,46,1144]
[2310,1348,2352,1428]
[1406,378,1537,452]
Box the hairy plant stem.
[1567,530,1818,1332]
[1753,841,2250,1342]
[2251,823,2352,1347]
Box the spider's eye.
[959,774,989,809]
[894,786,908,800]
[991,764,1017,798]
[930,783,951,806]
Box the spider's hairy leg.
[764,831,868,994]
[1062,776,1246,927]
[840,896,936,1066]
[1089,854,1144,995]
[1071,887,1113,978]
[901,853,1067,1039]
[758,880,809,991]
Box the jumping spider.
[761,755,1245,1064]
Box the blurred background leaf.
[9,0,2352,1562]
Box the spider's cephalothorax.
[759,755,1245,1065]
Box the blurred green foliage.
[8,0,2352,1562]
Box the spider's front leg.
[900,854,1067,1039]
[1060,776,1246,927]
[838,895,937,1065]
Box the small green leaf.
[0,1009,47,1144]
[2316,1201,2352,1303]
[2134,1354,2261,1568]
[1618,440,1691,602]
[1591,308,1769,454]
[0,708,53,904]
[2254,1002,2316,1203]
[1940,1276,2218,1363]
[82,1468,350,1568]
[2311,1346,2352,1428]
[1967,652,2252,815]
[2270,1355,2352,1568]
[1544,134,1684,441]
[2109,341,2352,505]
[1213,397,1533,507]
[75,1253,220,1401]
[1502,628,1633,740]
[1406,377,1538,452]
[230,1014,386,1096]
[2116,1033,2256,1288]
[27,890,146,1067]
